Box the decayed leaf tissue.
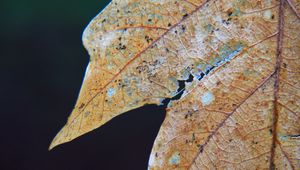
[50,0,300,169]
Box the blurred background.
[0,0,166,169]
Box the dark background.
[1,0,166,169]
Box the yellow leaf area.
[50,0,300,169]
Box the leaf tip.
[48,126,70,151]
[48,142,56,151]
[48,133,62,151]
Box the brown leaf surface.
[50,0,300,169]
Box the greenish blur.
[2,0,110,30]
[1,0,111,98]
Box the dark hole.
[162,74,194,105]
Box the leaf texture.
[50,0,300,169]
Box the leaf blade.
[50,0,204,149]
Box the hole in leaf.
[162,74,194,105]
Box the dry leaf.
[50,0,300,169]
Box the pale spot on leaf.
[263,10,273,20]
[201,91,214,106]
[96,31,118,50]
[168,151,180,165]
[107,88,116,97]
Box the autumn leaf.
[50,0,300,169]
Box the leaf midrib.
[186,0,288,169]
